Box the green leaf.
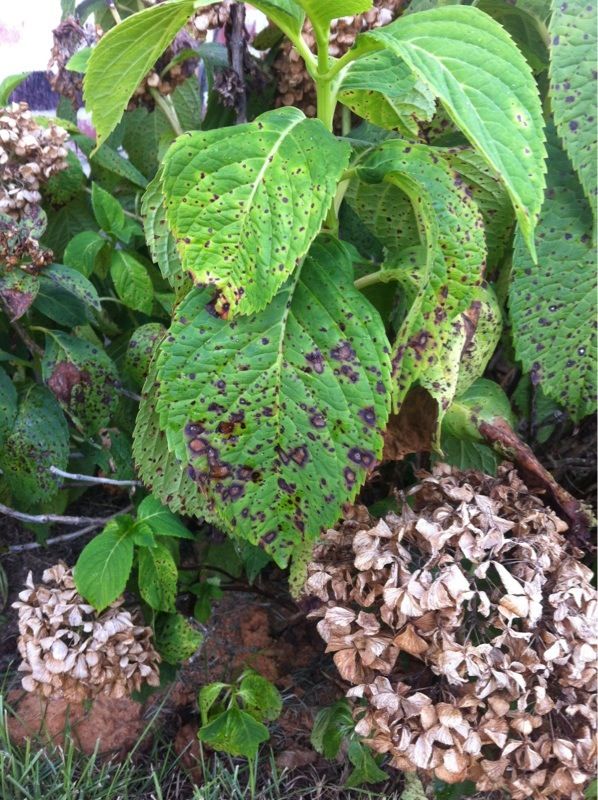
[83,0,199,147]
[41,331,119,434]
[192,579,223,623]
[155,612,202,663]
[549,0,597,217]
[121,106,174,179]
[311,700,354,759]
[249,1,305,41]
[34,279,89,327]
[346,739,387,788]
[154,236,391,567]
[0,73,29,105]
[357,140,493,434]
[510,130,596,420]
[0,270,39,321]
[44,263,102,310]
[110,250,154,314]
[359,5,547,257]
[297,1,371,30]
[138,541,178,611]
[339,50,435,135]
[141,171,188,294]
[238,670,282,722]
[64,231,107,278]
[433,779,477,800]
[133,357,213,519]
[125,322,166,388]
[130,520,157,548]
[199,681,229,725]
[74,134,150,190]
[137,494,195,539]
[476,0,549,74]
[434,433,499,475]
[42,195,97,259]
[441,148,515,270]
[198,706,269,759]
[0,386,68,506]
[0,366,18,447]
[74,516,135,610]
[443,378,516,443]
[66,46,93,73]
[161,107,351,315]
[342,176,420,264]
[91,182,126,235]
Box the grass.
[0,692,406,800]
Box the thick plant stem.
[354,270,388,290]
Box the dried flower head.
[13,563,160,702]
[304,464,597,799]
[0,103,68,219]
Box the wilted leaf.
[0,271,39,320]
[198,706,269,759]
[42,331,119,434]
[138,542,178,612]
[155,612,202,664]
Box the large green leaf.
[199,706,270,759]
[510,132,596,420]
[74,516,135,610]
[64,231,108,278]
[83,0,201,147]
[138,542,178,611]
[43,264,102,310]
[358,5,546,257]
[357,140,493,432]
[549,0,597,217]
[42,332,119,434]
[297,1,371,30]
[338,50,435,135]
[0,386,69,507]
[153,236,391,567]
[161,107,351,315]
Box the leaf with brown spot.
[42,331,119,434]
[0,271,39,320]
[151,236,391,567]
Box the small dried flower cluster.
[47,17,99,105]
[304,464,597,799]
[273,1,406,118]
[0,212,53,272]
[14,563,160,702]
[0,103,68,218]
[190,1,231,40]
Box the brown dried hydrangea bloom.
[0,103,68,219]
[14,563,160,702]
[304,464,597,799]
[273,1,407,118]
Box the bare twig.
[6,505,133,553]
[0,503,110,526]
[49,466,142,487]
[228,2,247,124]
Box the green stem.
[354,269,388,290]
[149,88,184,137]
